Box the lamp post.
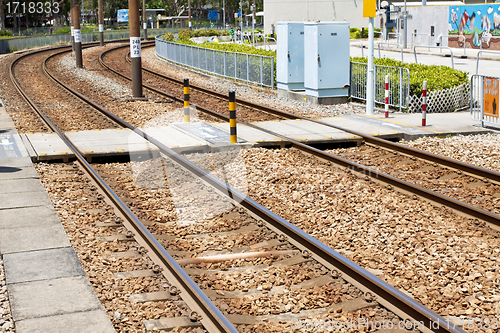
[142,0,147,39]
[188,0,192,30]
[98,0,104,46]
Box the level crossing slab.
[320,116,405,139]
[22,126,211,162]
[210,122,285,147]
[373,111,491,137]
[254,119,363,144]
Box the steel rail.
[134,43,500,185]
[42,42,463,333]
[12,46,239,333]
[102,44,500,228]
[49,43,466,333]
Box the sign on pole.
[363,0,376,17]
[209,10,219,20]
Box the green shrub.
[54,27,71,34]
[177,29,193,40]
[351,57,469,95]
[350,27,381,39]
[163,32,175,41]
[0,30,13,37]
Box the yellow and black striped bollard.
[229,91,237,143]
[184,79,190,122]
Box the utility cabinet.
[276,22,305,91]
[304,22,350,98]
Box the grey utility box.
[304,22,350,99]
[276,22,305,91]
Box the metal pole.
[252,3,256,47]
[422,81,427,126]
[366,17,374,115]
[229,91,237,143]
[98,0,104,46]
[403,0,407,49]
[184,79,190,122]
[223,0,225,28]
[71,0,83,68]
[188,0,192,30]
[384,74,389,118]
[240,1,243,42]
[129,0,143,98]
[70,7,74,54]
[142,0,147,39]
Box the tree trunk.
[0,0,5,31]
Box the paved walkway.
[0,100,115,333]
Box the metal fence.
[350,62,410,111]
[0,28,176,54]
[470,74,500,128]
[155,37,275,88]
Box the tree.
[0,0,5,31]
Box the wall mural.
[449,4,500,50]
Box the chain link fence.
[350,62,410,112]
[0,28,176,54]
[155,37,275,88]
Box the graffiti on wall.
[449,4,500,49]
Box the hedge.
[351,57,469,95]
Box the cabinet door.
[317,25,350,89]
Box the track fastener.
[189,311,201,322]
[330,269,341,279]
[169,285,179,295]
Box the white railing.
[437,34,466,55]
[155,36,275,88]
[414,45,454,68]
[350,39,364,57]
[377,42,404,62]
[470,74,500,128]
[411,32,431,50]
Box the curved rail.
[414,45,454,68]
[377,42,403,62]
[41,42,465,333]
[12,45,239,333]
[110,44,500,227]
[134,43,500,187]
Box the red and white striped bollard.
[422,81,427,126]
[384,75,389,118]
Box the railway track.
[10,44,466,332]
[96,42,500,231]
